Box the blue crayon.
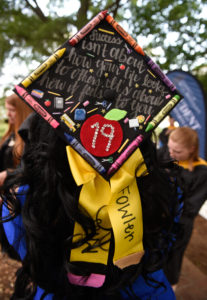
[64,133,106,174]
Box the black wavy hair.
[0,114,180,299]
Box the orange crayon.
[106,15,145,56]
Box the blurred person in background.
[0,93,32,186]
[0,93,32,257]
[163,127,207,290]
[158,115,177,151]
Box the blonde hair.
[0,93,33,166]
[169,127,199,161]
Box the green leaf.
[104,109,127,121]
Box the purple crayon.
[107,134,144,176]
[145,56,176,92]
[69,10,108,46]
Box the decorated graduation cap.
[14,10,182,287]
[14,10,182,179]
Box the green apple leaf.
[104,109,127,121]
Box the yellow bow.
[66,146,147,269]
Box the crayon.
[147,69,156,78]
[98,28,114,35]
[87,107,98,114]
[86,53,95,58]
[106,103,112,110]
[105,15,145,56]
[48,91,62,96]
[107,135,144,176]
[64,106,71,113]
[69,10,108,46]
[65,101,74,104]
[145,55,176,92]
[118,139,129,153]
[144,114,151,125]
[15,85,60,129]
[21,48,66,88]
[145,95,181,132]
[64,133,106,174]
[70,102,80,113]
[65,95,73,101]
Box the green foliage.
[0,119,8,139]
[0,0,206,95]
[128,0,207,70]
[193,65,207,100]
[0,95,7,138]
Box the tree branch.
[76,0,91,28]
[24,0,48,22]
[105,0,123,18]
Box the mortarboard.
[14,10,182,180]
[14,10,183,286]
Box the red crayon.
[69,10,108,46]
[144,114,151,125]
[15,85,60,129]
[105,15,145,56]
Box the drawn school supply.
[14,10,183,180]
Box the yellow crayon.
[21,48,66,88]
[98,28,115,35]
[118,139,129,153]
[48,91,61,96]
[70,102,80,113]
[87,107,98,114]
[145,95,181,132]
[65,95,73,101]
[147,69,156,78]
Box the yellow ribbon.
[66,146,147,269]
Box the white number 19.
[91,122,115,152]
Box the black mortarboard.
[14,10,182,179]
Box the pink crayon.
[107,134,144,176]
[15,85,60,129]
[69,10,108,46]
[144,114,151,125]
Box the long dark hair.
[1,114,180,299]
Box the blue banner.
[167,70,207,159]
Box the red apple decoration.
[44,100,51,107]
[120,64,126,70]
[80,114,123,157]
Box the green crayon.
[145,95,181,132]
